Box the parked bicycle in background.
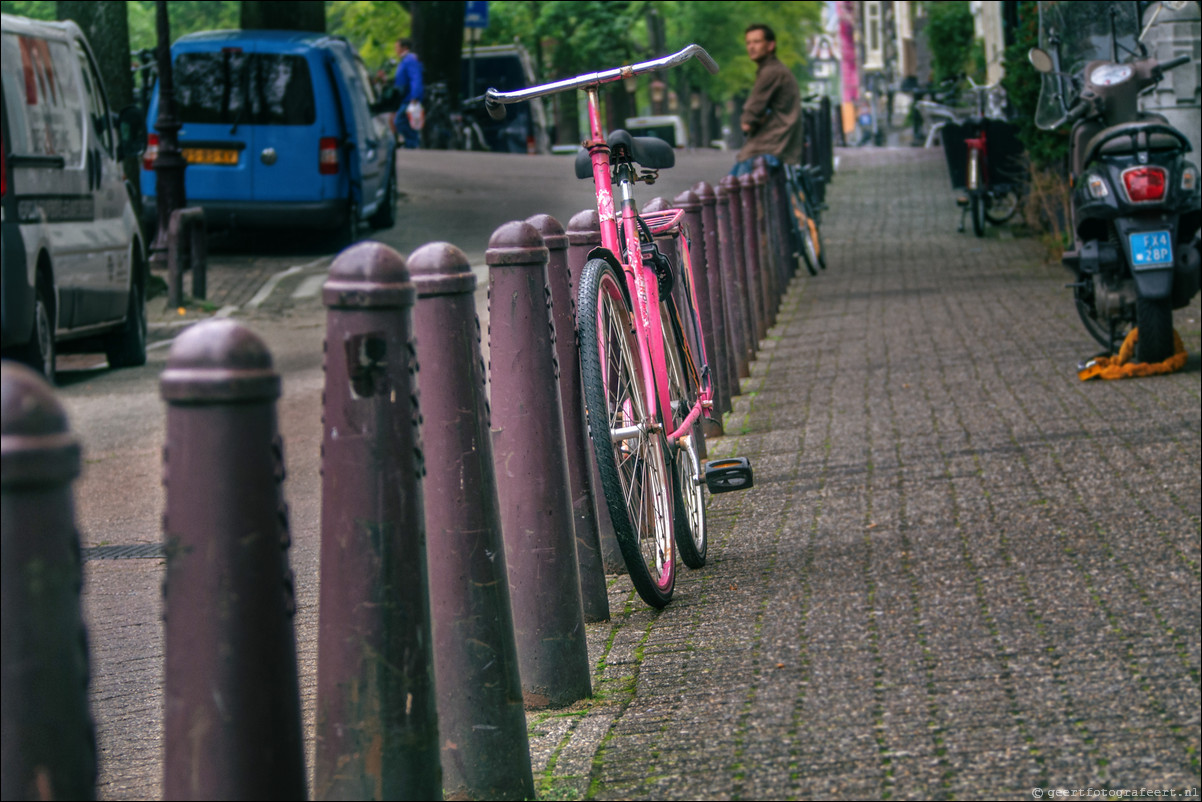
[422,82,489,151]
[940,78,1025,237]
[486,45,755,609]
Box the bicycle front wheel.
[984,189,1019,224]
[661,304,707,569]
[577,258,676,608]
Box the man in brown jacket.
[732,24,804,176]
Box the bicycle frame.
[487,45,718,445]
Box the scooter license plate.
[1128,231,1173,269]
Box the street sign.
[465,1,489,28]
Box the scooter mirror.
[1028,48,1054,73]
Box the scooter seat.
[1083,121,1191,166]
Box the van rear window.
[174,51,316,126]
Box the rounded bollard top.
[738,172,755,188]
[692,181,716,203]
[525,214,567,252]
[643,197,671,213]
[567,209,600,246]
[718,174,739,192]
[751,161,769,183]
[323,240,415,309]
[485,220,548,267]
[160,318,280,404]
[674,189,701,210]
[409,242,476,298]
[1,361,81,485]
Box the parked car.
[140,30,396,244]
[1,13,149,383]
[460,43,549,154]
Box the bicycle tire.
[661,303,707,569]
[970,193,986,237]
[577,258,676,607]
[984,189,1020,224]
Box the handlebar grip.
[1158,54,1192,74]
[1066,100,1091,125]
[485,91,507,120]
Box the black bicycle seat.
[575,129,675,179]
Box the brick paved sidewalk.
[524,146,1201,800]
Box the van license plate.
[1129,231,1173,269]
[182,148,238,165]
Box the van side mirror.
[116,105,148,159]
[1028,48,1054,74]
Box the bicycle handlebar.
[485,44,718,120]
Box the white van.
[1,13,148,382]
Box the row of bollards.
[0,152,810,800]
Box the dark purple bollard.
[527,213,610,624]
[752,159,781,326]
[315,242,440,800]
[409,242,535,800]
[1,362,96,802]
[487,221,592,709]
[719,175,754,376]
[693,181,733,418]
[566,208,625,575]
[159,318,305,801]
[765,160,797,286]
[674,188,723,437]
[738,172,767,343]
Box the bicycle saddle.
[575,129,676,179]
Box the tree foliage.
[925,0,976,84]
[1001,0,1068,173]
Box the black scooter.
[1030,0,1200,363]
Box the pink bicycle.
[487,45,753,608]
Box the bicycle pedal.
[704,457,754,494]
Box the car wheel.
[368,167,397,230]
[105,279,148,368]
[330,199,359,251]
[15,280,57,385]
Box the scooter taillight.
[1122,166,1166,203]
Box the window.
[174,51,316,126]
[75,39,113,155]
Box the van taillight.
[319,137,340,175]
[1122,166,1166,203]
[143,134,160,172]
[527,135,536,155]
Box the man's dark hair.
[745,24,776,42]
[398,37,414,50]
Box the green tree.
[241,0,325,31]
[925,0,976,84]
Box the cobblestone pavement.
[80,146,1200,800]
[523,147,1201,801]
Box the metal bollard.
[766,161,797,286]
[741,169,770,338]
[409,242,535,801]
[719,175,755,374]
[751,160,778,328]
[566,208,625,575]
[487,221,592,709]
[527,213,610,624]
[315,242,441,800]
[159,319,305,801]
[674,188,723,437]
[1,362,96,802]
[693,181,733,418]
[167,207,207,307]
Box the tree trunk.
[241,0,326,32]
[408,1,465,103]
[56,1,138,191]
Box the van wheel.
[331,200,359,251]
[105,280,148,368]
[16,282,56,385]
[368,169,397,230]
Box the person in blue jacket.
[393,37,424,148]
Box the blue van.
[141,30,396,243]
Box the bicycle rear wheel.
[577,258,676,607]
[661,304,707,569]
